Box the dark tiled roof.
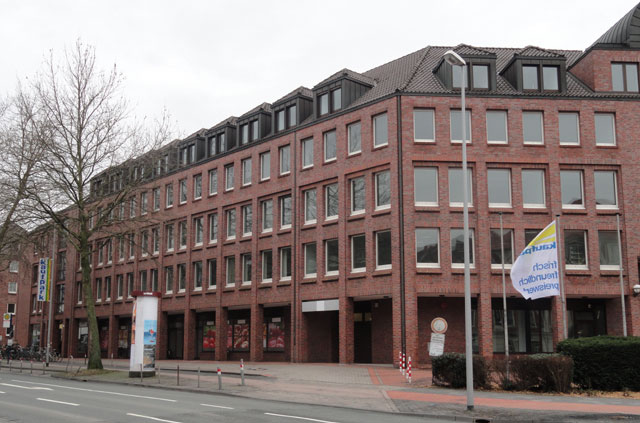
[592,3,640,48]
[273,86,313,105]
[454,44,495,56]
[184,128,207,140]
[313,68,376,89]
[209,116,237,131]
[517,45,564,58]
[238,102,272,119]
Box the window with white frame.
[304,189,317,224]
[448,168,473,207]
[564,230,588,269]
[302,137,313,168]
[558,112,580,145]
[279,145,290,175]
[261,250,273,283]
[179,220,187,249]
[141,231,149,257]
[226,209,236,240]
[414,167,438,206]
[594,170,618,209]
[414,109,435,142]
[129,197,136,218]
[207,259,216,290]
[242,158,252,186]
[208,213,218,243]
[95,278,102,301]
[376,230,392,270]
[225,164,234,191]
[166,224,174,251]
[560,170,584,209]
[487,169,512,208]
[140,192,148,215]
[179,179,187,204]
[611,62,639,92]
[153,188,160,211]
[193,261,202,290]
[350,176,365,215]
[242,254,252,285]
[208,169,218,195]
[451,228,475,268]
[165,184,173,208]
[150,270,158,292]
[116,274,123,299]
[325,239,339,276]
[325,183,338,220]
[599,230,620,270]
[152,228,159,254]
[177,263,186,291]
[348,121,361,154]
[522,111,544,144]
[140,270,148,291]
[375,170,391,210]
[486,111,507,144]
[9,261,18,273]
[128,233,135,259]
[8,281,17,294]
[261,199,273,232]
[164,266,173,293]
[324,130,337,162]
[416,228,439,268]
[280,195,292,229]
[127,273,133,298]
[193,174,202,199]
[351,234,366,272]
[373,113,388,147]
[260,151,270,181]
[242,205,252,236]
[304,243,317,278]
[490,229,514,269]
[280,247,292,280]
[450,110,471,143]
[194,217,203,246]
[595,113,616,146]
[521,169,546,208]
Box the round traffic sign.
[431,317,448,334]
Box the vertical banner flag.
[510,221,560,300]
[37,258,51,302]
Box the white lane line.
[126,413,182,423]
[0,391,5,394]
[13,380,176,402]
[200,403,234,410]
[0,383,52,390]
[37,398,79,406]
[264,413,340,423]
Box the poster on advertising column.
[129,291,159,377]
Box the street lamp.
[443,50,474,411]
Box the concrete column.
[183,309,196,360]
[250,303,264,362]
[339,296,354,364]
[215,307,228,361]
[478,292,493,357]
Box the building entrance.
[167,314,184,359]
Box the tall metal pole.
[555,215,568,339]
[616,213,627,336]
[499,213,509,381]
[460,63,474,411]
[46,229,56,367]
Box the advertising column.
[129,291,160,377]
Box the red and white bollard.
[240,359,245,386]
[398,351,402,373]
[402,352,406,376]
[407,356,412,383]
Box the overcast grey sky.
[1,1,636,137]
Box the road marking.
[200,403,234,410]
[37,398,79,406]
[0,383,52,390]
[13,380,176,402]
[126,413,182,423]
[264,413,340,423]
[0,391,5,394]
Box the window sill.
[193,287,202,292]
[372,143,389,151]
[301,165,314,172]
[449,206,475,213]
[373,207,391,217]
[278,227,292,235]
[488,207,514,214]
[239,284,251,291]
[259,231,273,239]
[165,205,173,210]
[259,282,272,289]
[279,172,291,178]
[596,207,619,214]
[348,151,362,158]
[323,217,338,226]
[416,266,442,274]
[323,275,339,283]
[278,280,291,287]
[301,277,316,284]
[347,272,367,280]
[491,266,512,273]
[324,158,337,165]
[561,208,587,214]
[372,268,392,277]
[207,241,218,247]
[451,266,477,274]
[565,268,590,275]
[559,143,581,147]
[415,139,436,144]
[224,285,235,291]
[595,144,617,149]
[348,213,365,222]
[301,223,316,231]
[193,197,202,202]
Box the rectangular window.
[351,234,366,272]
[241,124,249,144]
[153,188,160,211]
[9,261,18,273]
[304,189,317,224]
[565,230,588,269]
[472,64,489,89]
[486,111,507,144]
[348,121,362,154]
[490,229,514,268]
[279,145,290,175]
[208,169,218,195]
[194,217,203,245]
[414,167,438,206]
[611,63,639,92]
[165,184,173,208]
[8,281,17,294]
[304,243,317,277]
[522,169,546,208]
[595,113,616,146]
[324,130,337,162]
[193,261,202,290]
[179,179,187,204]
[139,271,147,291]
[127,273,133,298]
[332,88,342,110]
[226,209,236,239]
[451,228,475,268]
[116,275,123,299]
[450,110,471,143]
[448,168,473,207]
[179,220,187,249]
[452,64,467,89]
[302,137,313,168]
[150,269,158,292]
[522,111,544,144]
[225,164,234,191]
[178,263,186,291]
[325,239,339,276]
[225,256,236,287]
[96,278,102,301]
[319,93,329,115]
[193,174,202,199]
[280,195,292,229]
[208,213,218,243]
[325,183,338,220]
[558,112,580,145]
[373,113,388,147]
[207,259,217,290]
[276,110,285,131]
[487,169,512,208]
[288,105,297,126]
[140,192,148,215]
[599,230,620,270]
[594,170,618,209]
[128,233,135,259]
[241,158,251,186]
[375,170,391,210]
[166,224,174,251]
[242,205,252,236]
[376,230,392,270]
[560,170,584,209]
[416,228,439,267]
[261,199,273,232]
[542,66,559,91]
[280,247,292,280]
[165,266,173,293]
[141,231,149,257]
[260,151,270,181]
[79,282,84,303]
[350,176,365,214]
[261,250,273,283]
[152,227,159,254]
[523,65,539,90]
[129,197,136,218]
[7,303,16,314]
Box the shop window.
[227,319,249,351]
[263,317,285,351]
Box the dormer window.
[523,65,538,90]
[276,110,285,131]
[332,89,342,110]
[189,144,196,163]
[611,63,639,92]
[542,66,559,91]
[318,88,342,116]
[452,63,491,90]
[208,137,216,156]
[288,105,297,126]
[522,65,559,91]
[251,120,259,141]
[319,93,329,115]
[241,124,249,145]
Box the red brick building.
[14,4,640,365]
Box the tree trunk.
[80,231,103,370]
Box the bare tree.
[27,40,172,369]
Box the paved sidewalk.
[20,358,640,422]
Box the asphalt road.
[0,373,450,423]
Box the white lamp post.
[443,50,474,411]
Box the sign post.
[129,291,160,378]
[429,317,448,357]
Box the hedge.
[499,354,573,392]
[557,336,640,391]
[432,353,488,389]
